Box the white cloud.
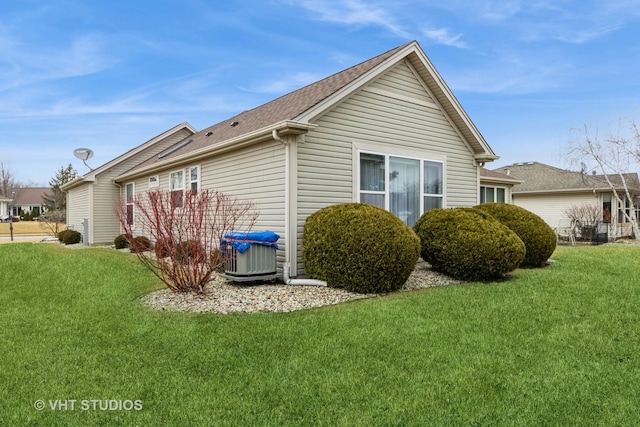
[289,0,410,38]
[421,27,467,48]
[0,32,116,92]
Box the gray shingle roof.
[126,42,412,174]
[492,162,640,193]
[480,167,521,184]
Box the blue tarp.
[221,230,280,254]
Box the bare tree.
[0,161,19,198]
[564,203,603,225]
[40,164,78,237]
[567,119,640,240]
[116,189,258,293]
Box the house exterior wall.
[127,140,287,264]
[512,192,600,228]
[66,184,91,236]
[295,60,479,275]
[66,128,194,244]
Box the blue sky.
[1,0,639,185]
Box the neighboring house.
[65,41,499,277]
[493,162,640,239]
[61,123,197,242]
[0,188,52,220]
[11,187,53,219]
[0,196,11,221]
[479,168,521,204]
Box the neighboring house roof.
[12,187,52,206]
[62,122,197,191]
[480,167,522,185]
[117,40,497,182]
[492,162,640,194]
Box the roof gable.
[118,41,496,181]
[62,122,196,190]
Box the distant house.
[17,187,52,218]
[2,187,53,220]
[64,41,499,277]
[493,162,640,239]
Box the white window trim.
[354,145,446,221]
[125,182,135,225]
[169,169,185,208]
[188,165,201,192]
[480,185,508,203]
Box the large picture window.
[358,151,443,227]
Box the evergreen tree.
[41,164,77,236]
[42,164,78,212]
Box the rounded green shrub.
[475,203,556,267]
[302,203,420,294]
[114,233,131,250]
[130,236,152,253]
[57,229,71,243]
[413,208,525,281]
[61,229,82,245]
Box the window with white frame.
[125,183,134,225]
[170,170,184,208]
[189,166,200,192]
[359,151,443,227]
[480,186,506,203]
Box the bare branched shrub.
[563,203,603,225]
[116,189,258,293]
[39,209,66,238]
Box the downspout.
[272,129,327,287]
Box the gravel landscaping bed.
[141,261,463,314]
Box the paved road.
[0,235,55,244]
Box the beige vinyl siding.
[88,128,194,244]
[133,141,287,265]
[295,60,478,275]
[513,193,600,229]
[199,141,286,232]
[66,184,91,238]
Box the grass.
[1,243,640,426]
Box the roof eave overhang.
[481,177,524,185]
[60,175,96,191]
[513,187,640,195]
[474,154,500,165]
[115,120,317,183]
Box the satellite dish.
[73,148,94,161]
[73,147,95,171]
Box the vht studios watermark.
[34,399,143,411]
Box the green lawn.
[1,243,640,426]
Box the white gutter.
[272,129,327,287]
